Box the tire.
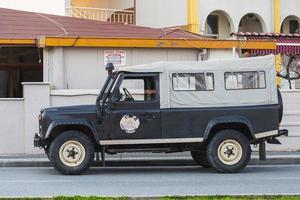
[48,130,95,175]
[191,149,211,168]
[207,129,251,173]
[277,88,283,123]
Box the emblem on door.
[120,115,140,134]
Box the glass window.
[113,75,157,102]
[0,47,43,98]
[225,71,266,90]
[172,73,214,91]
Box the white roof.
[118,55,275,74]
[118,55,278,109]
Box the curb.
[0,156,300,167]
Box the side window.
[225,71,266,90]
[172,73,214,91]
[117,76,157,102]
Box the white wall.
[45,47,199,89]
[281,0,300,23]
[0,0,66,15]
[200,0,271,33]
[136,0,187,28]
[267,90,300,151]
[209,49,234,60]
[0,99,25,154]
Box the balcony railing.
[66,6,135,24]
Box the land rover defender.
[34,55,288,175]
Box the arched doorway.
[204,10,234,38]
[238,13,265,33]
[281,16,300,34]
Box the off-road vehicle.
[34,55,288,175]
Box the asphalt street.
[0,165,300,197]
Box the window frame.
[224,70,267,90]
[171,72,215,92]
[112,72,160,103]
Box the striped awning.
[233,32,300,55]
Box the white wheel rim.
[217,139,243,165]
[59,140,86,167]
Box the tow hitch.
[266,129,288,144]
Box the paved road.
[0,165,300,197]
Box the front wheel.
[207,129,251,173]
[49,131,95,175]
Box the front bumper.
[34,134,46,148]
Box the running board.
[107,148,172,154]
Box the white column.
[23,82,50,154]
[49,47,65,89]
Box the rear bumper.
[34,133,46,148]
[275,129,288,137]
[255,129,288,140]
[265,129,288,144]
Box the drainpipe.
[187,0,199,33]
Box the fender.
[45,119,100,143]
[203,115,254,141]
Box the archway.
[238,13,266,33]
[281,15,300,34]
[204,10,234,38]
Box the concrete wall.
[45,47,200,89]
[0,99,24,154]
[23,83,50,154]
[199,0,270,33]
[281,0,300,23]
[0,0,66,15]
[267,90,300,151]
[136,0,187,28]
[135,0,300,37]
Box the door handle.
[145,114,156,121]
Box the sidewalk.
[0,151,300,167]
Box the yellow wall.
[274,0,281,86]
[187,0,199,33]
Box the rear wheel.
[207,129,251,173]
[49,130,95,175]
[191,149,211,168]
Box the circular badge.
[120,115,140,134]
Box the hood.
[41,105,97,113]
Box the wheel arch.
[203,116,255,142]
[45,120,100,145]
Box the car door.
[107,73,162,141]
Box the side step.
[107,148,173,154]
